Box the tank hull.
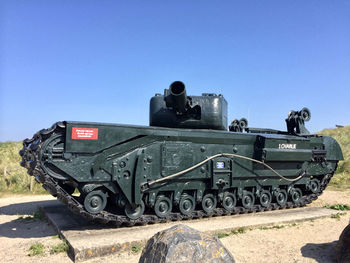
[20,121,343,226]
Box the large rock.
[336,223,350,263]
[139,224,235,263]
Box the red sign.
[72,127,98,140]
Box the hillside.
[0,142,46,195]
[0,125,349,195]
[318,125,350,188]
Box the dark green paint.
[36,81,343,216]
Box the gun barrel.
[169,81,188,114]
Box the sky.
[0,0,349,142]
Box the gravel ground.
[0,190,349,263]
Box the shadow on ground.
[301,241,338,263]
[0,200,57,215]
[0,200,117,239]
[0,218,57,238]
[0,200,60,239]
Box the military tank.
[20,81,343,226]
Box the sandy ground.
[0,190,349,263]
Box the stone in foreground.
[139,224,235,263]
[336,223,350,263]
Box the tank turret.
[150,81,227,130]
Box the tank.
[19,81,343,226]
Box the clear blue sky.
[1,1,349,142]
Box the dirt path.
[0,190,349,263]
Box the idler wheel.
[259,190,272,207]
[84,190,107,214]
[201,193,217,213]
[222,192,237,211]
[290,188,303,204]
[154,196,172,218]
[242,191,255,209]
[309,179,320,194]
[125,200,145,220]
[179,195,195,216]
[275,190,288,206]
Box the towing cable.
[141,153,305,191]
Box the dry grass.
[0,141,46,195]
[318,125,350,189]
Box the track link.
[20,122,334,227]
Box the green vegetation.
[0,141,46,195]
[258,223,298,230]
[218,223,299,238]
[17,207,45,221]
[231,227,246,235]
[259,225,285,230]
[217,232,230,238]
[50,240,69,254]
[17,215,35,222]
[217,227,247,239]
[33,207,45,220]
[28,243,45,256]
[318,125,350,189]
[325,204,350,211]
[331,212,346,220]
[131,244,143,253]
[28,239,69,256]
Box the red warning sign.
[72,127,98,140]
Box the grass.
[28,243,45,256]
[331,212,346,220]
[28,239,69,256]
[50,240,69,254]
[259,223,298,231]
[0,141,46,195]
[131,244,143,253]
[33,207,45,220]
[218,223,299,238]
[217,227,247,239]
[259,225,285,230]
[231,227,246,235]
[217,232,230,238]
[17,215,35,222]
[17,207,45,221]
[318,125,350,189]
[325,204,350,211]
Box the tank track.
[20,122,334,227]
